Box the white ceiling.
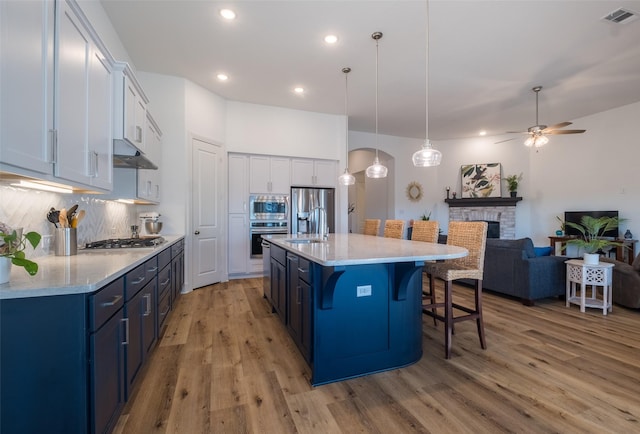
[100,0,640,141]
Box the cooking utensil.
[67,204,79,222]
[59,208,68,228]
[145,220,163,235]
[47,207,59,228]
[71,209,85,228]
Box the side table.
[565,259,614,315]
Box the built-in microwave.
[249,195,288,220]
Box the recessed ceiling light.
[479,130,487,136]
[217,73,228,81]
[294,87,305,94]
[324,34,338,44]
[220,9,236,20]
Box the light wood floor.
[115,277,640,434]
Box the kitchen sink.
[285,238,327,244]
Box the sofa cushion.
[486,238,536,258]
[633,253,640,271]
[534,246,553,257]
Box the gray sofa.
[481,238,567,305]
[600,254,640,309]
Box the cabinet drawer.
[171,239,184,258]
[158,247,171,270]
[298,257,312,283]
[157,290,171,330]
[89,277,124,332]
[125,263,147,301]
[157,265,171,298]
[271,244,286,265]
[144,256,158,282]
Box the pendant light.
[365,32,388,179]
[412,0,442,167]
[338,67,356,186]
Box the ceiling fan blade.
[505,131,529,134]
[494,138,516,144]
[546,129,586,135]
[542,122,572,132]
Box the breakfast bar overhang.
[263,234,468,386]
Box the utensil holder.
[55,228,77,256]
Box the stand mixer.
[139,212,163,237]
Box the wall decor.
[461,163,501,198]
[406,181,423,202]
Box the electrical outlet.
[357,285,372,297]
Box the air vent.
[602,8,638,24]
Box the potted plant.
[564,215,624,264]
[0,222,42,283]
[504,173,522,198]
[556,215,565,236]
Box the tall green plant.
[565,215,624,254]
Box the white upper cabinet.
[0,0,54,176]
[291,158,337,187]
[0,0,113,191]
[228,154,249,213]
[249,155,290,194]
[137,114,162,202]
[112,62,150,157]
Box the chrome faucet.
[315,206,328,240]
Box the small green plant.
[565,215,624,254]
[0,223,42,276]
[556,215,565,232]
[421,211,431,221]
[504,173,523,192]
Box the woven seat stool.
[383,219,405,239]
[363,219,381,236]
[411,220,440,325]
[422,221,488,359]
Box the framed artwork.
[461,163,501,198]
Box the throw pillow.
[534,246,553,257]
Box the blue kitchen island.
[263,233,467,386]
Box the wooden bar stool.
[383,219,405,239]
[422,221,488,359]
[363,219,381,236]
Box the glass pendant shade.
[412,139,442,167]
[524,134,549,148]
[338,168,356,185]
[366,156,388,178]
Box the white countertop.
[0,235,184,300]
[264,233,468,266]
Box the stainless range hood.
[113,139,158,170]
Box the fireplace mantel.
[444,197,522,208]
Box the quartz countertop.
[0,235,184,300]
[263,233,468,266]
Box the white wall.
[349,101,640,246]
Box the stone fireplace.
[445,197,521,239]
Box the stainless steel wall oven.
[250,221,288,258]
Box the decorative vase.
[555,230,563,236]
[583,253,599,265]
[510,191,517,198]
[0,257,11,284]
[624,229,632,239]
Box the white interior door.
[191,137,224,289]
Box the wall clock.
[406,181,423,202]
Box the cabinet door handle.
[50,129,58,164]
[143,293,152,316]
[147,266,158,273]
[161,277,171,286]
[135,125,142,143]
[100,295,122,307]
[155,185,160,199]
[297,285,302,304]
[93,151,99,177]
[131,276,145,285]
[121,318,129,345]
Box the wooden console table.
[549,236,637,265]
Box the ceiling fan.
[498,86,586,147]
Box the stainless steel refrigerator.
[290,187,335,235]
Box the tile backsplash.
[0,185,137,258]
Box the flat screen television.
[564,211,619,238]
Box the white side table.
[565,259,614,315]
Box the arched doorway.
[347,148,395,234]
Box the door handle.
[194,230,200,235]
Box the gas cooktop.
[85,237,165,249]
